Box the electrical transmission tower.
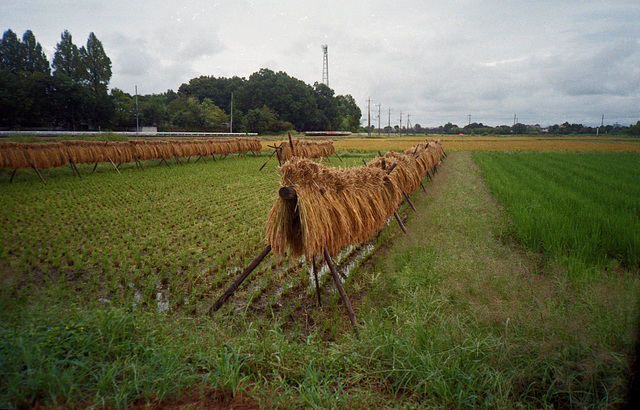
[322,45,329,87]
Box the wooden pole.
[362,159,368,166]
[31,165,46,185]
[211,154,216,161]
[420,181,427,193]
[70,161,82,179]
[108,157,121,175]
[70,163,79,178]
[403,191,417,212]
[174,154,183,165]
[92,162,99,173]
[333,150,343,162]
[387,163,397,174]
[312,256,322,307]
[135,157,145,171]
[278,186,297,200]
[9,169,17,183]
[259,148,278,171]
[288,133,296,157]
[210,244,272,313]
[394,211,407,234]
[323,246,359,335]
[159,156,171,168]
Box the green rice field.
[473,152,640,273]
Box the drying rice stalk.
[276,139,335,162]
[0,138,263,172]
[366,151,421,194]
[265,157,402,258]
[214,140,445,332]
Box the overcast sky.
[2,0,639,127]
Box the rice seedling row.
[1,155,276,311]
[1,151,383,317]
[472,152,640,270]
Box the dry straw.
[366,151,421,194]
[0,138,262,170]
[265,157,402,258]
[265,140,445,259]
[276,139,335,162]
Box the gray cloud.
[2,0,639,127]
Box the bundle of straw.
[265,157,402,258]
[367,151,421,194]
[403,140,444,179]
[0,137,264,171]
[23,143,68,169]
[276,139,335,162]
[0,142,29,169]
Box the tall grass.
[473,152,640,272]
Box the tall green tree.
[334,94,361,132]
[0,29,53,128]
[178,75,246,113]
[0,29,24,73]
[21,30,49,74]
[82,32,111,93]
[110,88,136,129]
[80,33,113,127]
[52,30,82,81]
[51,31,89,129]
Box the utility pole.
[597,113,604,136]
[388,107,391,136]
[407,114,412,135]
[468,113,471,126]
[367,97,371,137]
[399,112,403,136]
[377,103,381,135]
[135,85,139,134]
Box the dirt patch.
[129,387,260,410]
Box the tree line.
[1,29,362,133]
[1,29,112,130]
[372,121,640,136]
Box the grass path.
[356,150,638,407]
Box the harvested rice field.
[333,134,640,152]
[1,136,639,408]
